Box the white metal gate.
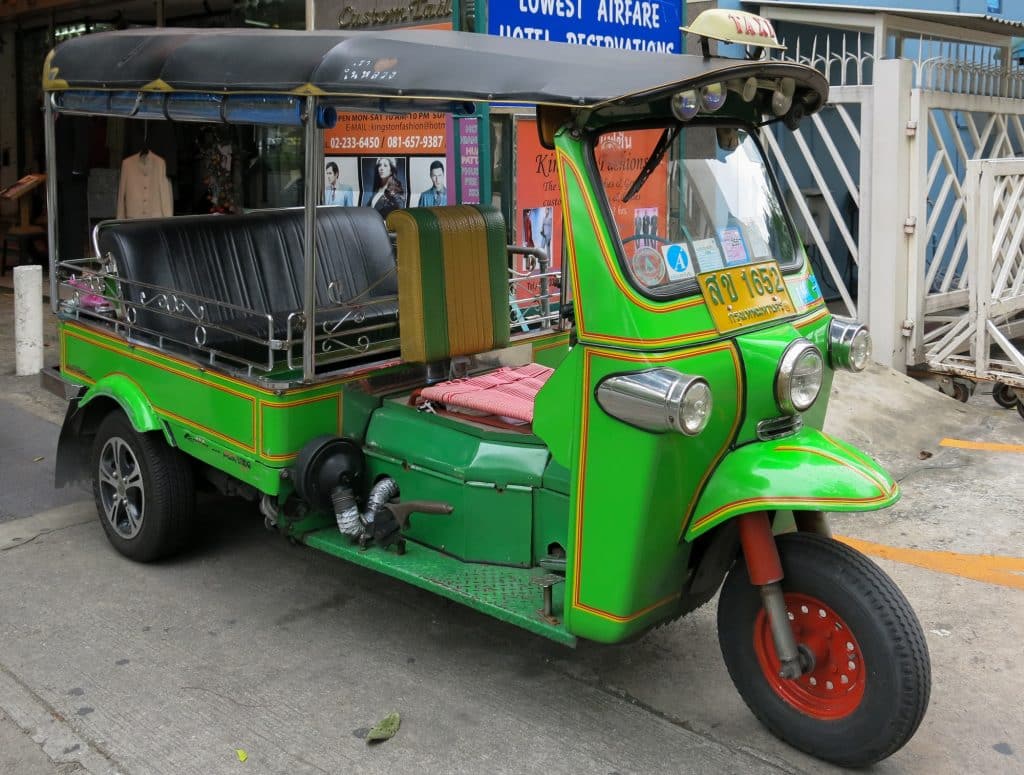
[765,37,873,320]
[762,9,1024,373]
[923,157,1024,389]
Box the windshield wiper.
[622,125,680,204]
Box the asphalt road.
[1,289,1023,774]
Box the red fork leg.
[737,512,803,680]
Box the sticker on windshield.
[630,246,667,287]
[718,226,750,266]
[787,273,823,308]
[693,238,724,272]
[660,243,696,282]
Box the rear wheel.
[717,532,930,767]
[91,411,195,562]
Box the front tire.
[91,411,195,562]
[717,532,930,767]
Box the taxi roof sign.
[682,9,786,51]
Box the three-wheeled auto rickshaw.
[41,10,929,766]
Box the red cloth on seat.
[418,363,554,423]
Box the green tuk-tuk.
[42,10,929,766]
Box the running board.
[302,527,576,647]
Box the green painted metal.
[57,319,371,495]
[533,334,744,642]
[530,330,572,369]
[366,401,549,487]
[302,528,575,646]
[732,320,835,443]
[532,487,569,564]
[364,400,552,566]
[686,427,900,541]
[78,373,164,438]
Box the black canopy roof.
[45,28,827,113]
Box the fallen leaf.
[235,749,248,762]
[918,450,933,460]
[366,711,400,744]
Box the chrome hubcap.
[98,436,145,539]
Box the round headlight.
[677,379,713,435]
[671,90,700,121]
[776,340,823,414]
[828,317,872,372]
[595,369,712,436]
[700,83,727,112]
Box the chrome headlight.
[828,317,872,372]
[776,340,823,414]
[596,368,712,436]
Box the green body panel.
[542,459,571,495]
[535,342,744,643]
[732,321,834,442]
[57,319,372,496]
[364,401,551,565]
[78,373,164,437]
[365,401,549,486]
[302,528,575,646]
[532,487,570,564]
[686,427,900,541]
[169,419,282,494]
[529,330,572,369]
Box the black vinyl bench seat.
[94,207,399,366]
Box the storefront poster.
[593,128,668,244]
[323,112,451,216]
[514,118,563,306]
[489,0,682,52]
[458,118,481,205]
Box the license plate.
[697,261,797,334]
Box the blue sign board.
[988,1,1002,14]
[489,0,683,53]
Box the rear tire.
[717,532,930,767]
[91,411,195,562]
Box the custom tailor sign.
[490,0,683,52]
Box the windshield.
[592,124,800,299]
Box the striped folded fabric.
[419,363,554,423]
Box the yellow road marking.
[940,438,1024,453]
[836,535,1024,591]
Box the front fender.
[79,373,167,440]
[685,427,898,541]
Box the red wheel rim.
[753,592,866,720]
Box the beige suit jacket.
[116,152,173,219]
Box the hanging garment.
[116,151,173,219]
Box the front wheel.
[717,532,930,767]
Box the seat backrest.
[95,207,395,341]
[387,205,509,364]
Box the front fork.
[737,511,828,680]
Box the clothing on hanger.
[116,150,173,219]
